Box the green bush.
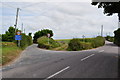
[91,36,105,48]
[67,36,105,51]
[67,39,92,51]
[19,33,32,49]
[37,36,60,49]
[114,28,120,46]
[33,29,53,43]
[80,42,92,50]
[67,39,81,51]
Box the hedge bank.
[37,36,60,49]
[67,36,105,51]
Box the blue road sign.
[15,35,22,40]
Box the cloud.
[1,2,118,39]
[2,0,91,2]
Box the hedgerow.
[19,33,32,49]
[37,36,60,49]
[67,36,105,51]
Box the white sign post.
[47,33,50,44]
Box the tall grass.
[1,42,22,65]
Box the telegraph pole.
[14,8,20,34]
[14,8,20,47]
[21,23,23,33]
[101,25,103,37]
[24,28,25,33]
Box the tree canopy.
[114,28,120,46]
[2,26,15,42]
[91,2,120,16]
[33,29,53,43]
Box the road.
[1,41,119,79]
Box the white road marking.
[81,54,95,61]
[99,50,104,53]
[45,66,70,80]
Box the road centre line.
[81,54,95,61]
[44,66,70,80]
[99,50,104,53]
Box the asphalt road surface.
[1,41,119,79]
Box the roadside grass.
[51,43,68,51]
[1,42,22,66]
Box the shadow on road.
[118,47,120,78]
[105,42,118,47]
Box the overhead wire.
[2,2,50,32]
[2,2,47,17]
[1,2,17,9]
[20,2,40,9]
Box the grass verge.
[1,42,22,66]
[51,43,68,51]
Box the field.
[1,42,22,66]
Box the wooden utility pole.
[101,25,103,37]
[21,23,23,33]
[14,8,20,34]
[14,8,20,47]
[24,28,25,33]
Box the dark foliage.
[2,27,15,42]
[19,33,32,49]
[91,2,120,16]
[114,28,120,46]
[33,29,53,43]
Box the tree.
[91,2,120,16]
[2,26,15,42]
[33,31,41,43]
[33,29,53,43]
[28,33,32,37]
[114,28,120,46]
[2,34,8,41]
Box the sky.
[0,0,119,39]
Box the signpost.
[47,33,50,44]
[82,35,85,42]
[15,31,22,47]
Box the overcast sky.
[0,0,119,39]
